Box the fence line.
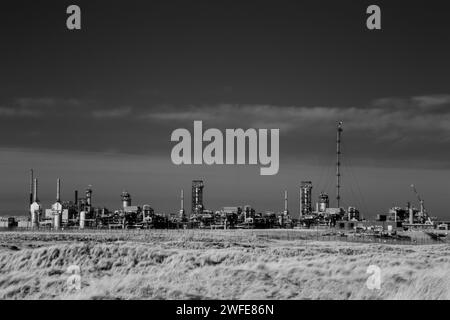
[0,227,444,245]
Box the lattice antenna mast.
[336,121,343,208]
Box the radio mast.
[336,121,343,208]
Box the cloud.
[133,95,450,167]
[137,95,450,138]
[412,95,450,108]
[15,97,57,108]
[15,97,82,108]
[371,94,450,113]
[91,107,132,118]
[142,110,216,121]
[0,106,41,117]
[1,94,449,168]
[0,97,86,118]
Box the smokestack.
[56,178,61,202]
[284,190,288,213]
[75,190,78,205]
[29,169,34,205]
[181,189,184,210]
[33,178,38,203]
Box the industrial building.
[191,180,204,216]
[0,122,441,237]
[299,181,313,218]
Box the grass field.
[0,230,448,299]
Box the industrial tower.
[336,121,343,208]
[192,180,204,216]
[121,190,131,209]
[300,181,313,217]
[283,190,289,216]
[51,179,63,229]
[179,189,186,222]
[30,178,41,228]
[85,185,93,212]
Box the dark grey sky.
[1,1,450,218]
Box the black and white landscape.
[0,0,449,301]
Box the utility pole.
[336,121,343,208]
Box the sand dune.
[0,230,448,299]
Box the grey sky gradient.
[1,0,449,218]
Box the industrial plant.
[1,122,448,240]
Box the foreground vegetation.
[0,230,448,299]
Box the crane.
[410,184,432,224]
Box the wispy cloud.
[1,94,449,168]
[138,94,450,135]
[15,97,82,108]
[0,97,85,118]
[0,106,41,117]
[92,106,132,118]
[15,97,57,108]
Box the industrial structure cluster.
[1,122,448,234]
[13,173,447,232]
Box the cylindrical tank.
[54,213,61,230]
[30,202,41,228]
[319,192,329,212]
[52,202,63,229]
[31,210,39,228]
[79,211,86,229]
[31,212,38,227]
[121,191,131,209]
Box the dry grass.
[0,230,448,300]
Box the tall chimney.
[181,189,184,211]
[56,178,61,202]
[29,169,34,205]
[33,178,38,203]
[179,189,186,221]
[284,190,288,214]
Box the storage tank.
[54,212,61,229]
[53,179,62,229]
[121,191,131,209]
[319,192,329,212]
[79,211,86,229]
[30,202,41,228]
